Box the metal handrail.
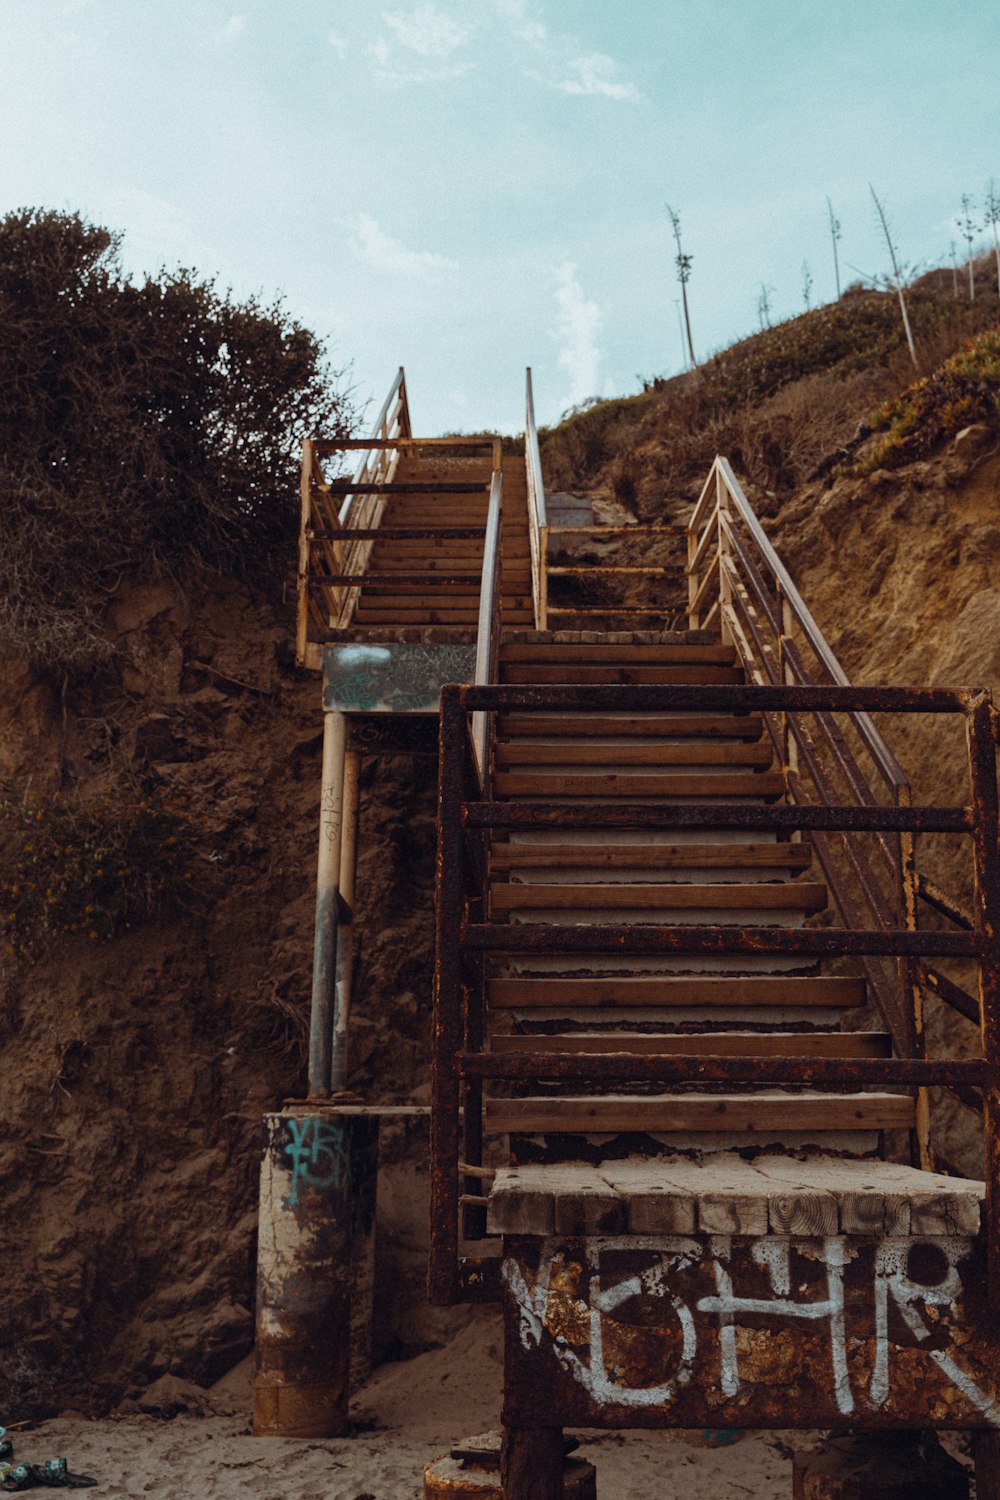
[429,679,1000,1307]
[472,470,503,780]
[525,368,549,630]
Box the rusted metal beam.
[462,923,978,958]
[919,963,982,1025]
[918,873,976,930]
[457,683,976,714]
[965,695,1000,1300]
[459,1051,990,1087]
[463,802,971,833]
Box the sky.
[1,0,999,435]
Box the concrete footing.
[424,1432,596,1499]
[252,1106,379,1437]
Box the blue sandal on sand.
[1,1459,97,1490]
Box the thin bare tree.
[869,184,918,371]
[802,259,813,309]
[757,283,774,330]
[665,203,696,367]
[673,298,689,371]
[985,180,1000,296]
[826,197,842,299]
[957,194,979,300]
[950,241,960,299]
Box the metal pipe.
[331,748,361,1093]
[308,709,347,1098]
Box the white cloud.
[494,0,546,47]
[552,260,602,412]
[328,30,348,57]
[383,1,470,57]
[541,52,642,102]
[347,213,457,278]
[216,14,246,43]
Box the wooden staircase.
[352,452,533,630]
[428,444,999,1483]
[482,632,916,1158]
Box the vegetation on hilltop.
[861,325,1000,471]
[540,276,1000,515]
[0,209,353,675]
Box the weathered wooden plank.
[489,1032,892,1058]
[490,881,828,913]
[497,715,763,739]
[486,1092,915,1135]
[501,665,744,685]
[493,771,786,799]
[499,644,737,664]
[495,742,775,767]
[489,841,812,871]
[488,976,867,1009]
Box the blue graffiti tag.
[284,1117,350,1208]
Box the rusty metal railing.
[686,457,995,1159]
[430,679,1000,1308]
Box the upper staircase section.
[296,368,531,672]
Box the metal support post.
[308,709,347,1098]
[332,748,361,1094]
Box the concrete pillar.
[252,1106,379,1437]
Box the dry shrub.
[0,208,353,676]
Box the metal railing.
[429,679,999,1307]
[472,469,503,779]
[524,369,548,630]
[429,451,1000,1307]
[524,369,687,629]
[686,457,991,1149]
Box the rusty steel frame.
[429,678,1000,1311]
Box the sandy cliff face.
[0,580,441,1415]
[770,437,1000,1178]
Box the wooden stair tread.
[501,664,744,685]
[488,976,867,1009]
[497,714,763,739]
[490,1032,892,1057]
[493,771,785,799]
[499,644,737,664]
[485,1092,916,1135]
[487,1154,982,1236]
[495,742,775,767]
[489,842,812,871]
[491,881,828,912]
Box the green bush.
[0,786,199,956]
[0,208,354,674]
[860,325,1000,471]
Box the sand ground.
[8,1319,809,1499]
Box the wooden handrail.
[525,368,549,630]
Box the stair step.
[486,1092,915,1135]
[499,644,736,664]
[495,742,775,768]
[493,771,785,799]
[489,842,812,872]
[492,881,827,913]
[497,714,763,740]
[487,1155,982,1237]
[501,664,744,685]
[490,1032,892,1057]
[488,976,866,1009]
